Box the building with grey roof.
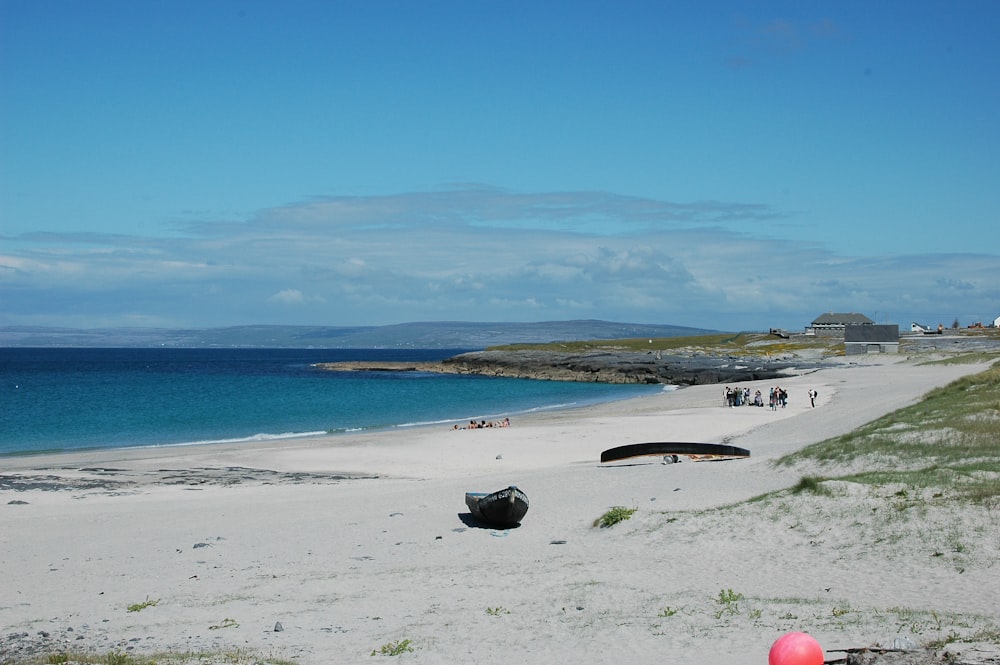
[808,312,875,337]
[844,324,899,355]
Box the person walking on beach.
[808,388,817,407]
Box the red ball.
[768,632,824,665]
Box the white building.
[809,312,874,337]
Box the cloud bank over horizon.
[3,186,996,332]
[3,3,998,333]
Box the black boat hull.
[465,486,529,527]
[601,442,750,463]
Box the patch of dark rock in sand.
[1,467,374,494]
[0,625,145,664]
[152,466,375,487]
[834,647,1000,665]
[0,473,133,493]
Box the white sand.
[2,356,998,664]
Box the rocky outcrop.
[439,350,800,385]
[318,349,807,386]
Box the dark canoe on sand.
[465,486,529,527]
[601,442,750,463]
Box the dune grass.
[776,359,1000,506]
[371,639,414,656]
[125,598,159,613]
[594,505,637,528]
[672,358,1000,650]
[921,349,1000,366]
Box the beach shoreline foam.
[2,355,998,664]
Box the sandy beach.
[2,355,998,664]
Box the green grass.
[594,505,637,528]
[775,361,1000,506]
[920,350,1000,366]
[125,597,159,613]
[634,356,998,646]
[714,588,744,618]
[646,590,1000,646]
[925,626,1000,649]
[716,589,744,605]
[789,475,833,496]
[371,639,414,656]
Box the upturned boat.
[464,486,529,527]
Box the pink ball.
[768,632,824,665]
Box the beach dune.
[2,357,997,664]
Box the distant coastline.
[0,320,716,349]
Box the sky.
[2,0,998,333]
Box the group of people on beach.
[723,385,789,410]
[453,417,510,430]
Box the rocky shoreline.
[317,333,1000,386]
[317,349,818,385]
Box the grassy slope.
[490,331,847,358]
[641,352,1000,655]
[776,355,1000,506]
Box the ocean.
[0,347,663,456]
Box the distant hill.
[0,320,717,349]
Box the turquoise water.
[0,348,662,455]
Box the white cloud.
[267,289,306,305]
[2,187,998,330]
[266,289,326,306]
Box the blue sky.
[2,1,998,332]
